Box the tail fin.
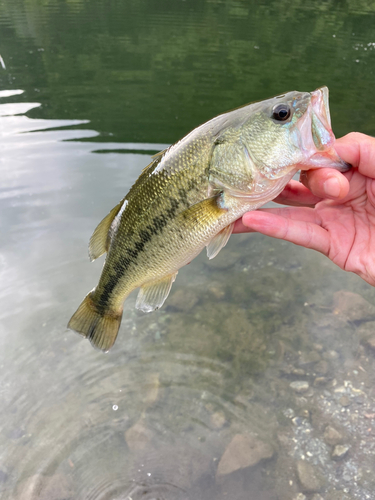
[67,292,122,352]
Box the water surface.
[1,1,375,499]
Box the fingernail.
[323,177,341,198]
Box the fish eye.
[272,103,291,121]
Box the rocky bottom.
[2,238,375,500]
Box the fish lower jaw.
[299,150,352,172]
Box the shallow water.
[2,1,375,499]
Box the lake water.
[1,1,375,499]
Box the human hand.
[233,132,375,286]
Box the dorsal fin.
[151,148,168,160]
[88,199,125,261]
[140,148,168,174]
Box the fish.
[68,86,350,352]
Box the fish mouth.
[297,86,351,173]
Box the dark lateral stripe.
[98,197,180,307]
[97,168,209,309]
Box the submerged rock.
[296,460,325,493]
[142,373,160,408]
[167,289,199,312]
[125,419,154,452]
[216,434,274,477]
[315,360,329,375]
[323,426,344,446]
[333,291,375,322]
[290,381,309,394]
[16,474,75,500]
[332,444,350,461]
[207,282,226,300]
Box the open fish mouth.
[298,86,351,172]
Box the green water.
[1,1,375,499]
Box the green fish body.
[68,87,349,351]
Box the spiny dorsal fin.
[140,148,168,174]
[151,148,168,160]
[206,222,234,260]
[135,272,178,313]
[88,199,125,261]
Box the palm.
[235,133,375,286]
[305,170,375,284]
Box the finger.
[273,179,323,207]
[233,206,319,234]
[240,210,330,255]
[335,132,375,179]
[300,168,350,200]
[250,206,323,224]
[234,205,322,234]
[233,217,254,234]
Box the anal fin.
[206,222,234,260]
[136,272,178,313]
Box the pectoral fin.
[89,198,126,261]
[136,272,178,313]
[206,222,234,260]
[178,193,227,227]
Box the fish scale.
[68,87,350,351]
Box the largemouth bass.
[68,87,350,351]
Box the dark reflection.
[1,0,375,144]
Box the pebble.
[283,408,295,419]
[296,460,325,493]
[210,411,226,430]
[290,381,309,393]
[333,385,347,394]
[216,434,274,477]
[339,396,351,407]
[293,494,307,500]
[292,416,304,427]
[314,377,328,386]
[332,444,350,461]
[299,351,321,365]
[323,350,339,360]
[280,365,305,376]
[323,426,344,446]
[313,343,324,352]
[298,409,310,419]
[293,368,307,376]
